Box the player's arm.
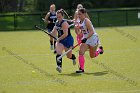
[45,12,51,23]
[73,11,78,21]
[73,11,81,35]
[85,18,94,39]
[50,26,57,38]
[57,22,68,42]
[81,18,94,43]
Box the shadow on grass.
[85,71,108,76]
[59,72,82,77]
[59,71,108,77]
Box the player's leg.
[74,25,82,44]
[76,43,88,73]
[76,33,83,44]
[88,35,104,58]
[89,45,98,58]
[50,36,54,50]
[53,40,56,53]
[48,29,54,50]
[94,45,104,57]
[95,37,104,56]
[55,42,64,73]
[64,36,76,65]
[65,47,76,65]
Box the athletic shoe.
[56,66,62,73]
[99,46,104,54]
[50,45,53,50]
[71,54,76,66]
[72,59,76,66]
[76,68,84,73]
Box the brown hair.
[56,9,64,16]
[78,8,87,14]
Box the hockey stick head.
[34,25,38,28]
[42,18,47,23]
[69,23,74,28]
[57,59,62,63]
[42,18,45,21]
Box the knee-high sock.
[70,54,76,60]
[94,51,99,57]
[94,48,102,57]
[78,55,85,70]
[76,35,81,44]
[56,54,62,67]
[50,40,53,45]
[54,41,56,49]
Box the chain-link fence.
[88,8,140,27]
[0,8,140,31]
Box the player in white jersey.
[74,4,90,44]
[75,8,104,73]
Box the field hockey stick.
[69,23,74,28]
[61,9,73,19]
[35,25,57,40]
[42,18,45,21]
[57,42,81,61]
[64,19,74,28]
[42,18,47,23]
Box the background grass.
[0,26,140,93]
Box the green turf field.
[0,26,140,93]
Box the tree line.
[0,0,140,13]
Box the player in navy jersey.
[45,4,57,51]
[50,9,76,73]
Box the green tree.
[0,0,18,12]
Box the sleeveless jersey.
[55,19,71,38]
[79,18,97,38]
[47,12,57,29]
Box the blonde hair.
[50,4,55,9]
[77,4,83,10]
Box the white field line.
[0,39,44,42]
[1,79,139,93]
[0,54,50,58]
[1,48,140,58]
[95,89,140,93]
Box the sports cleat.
[76,68,84,73]
[50,45,53,50]
[71,54,76,66]
[56,66,62,73]
[99,46,104,54]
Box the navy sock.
[70,54,76,60]
[56,54,62,67]
[54,41,56,49]
[50,40,53,45]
